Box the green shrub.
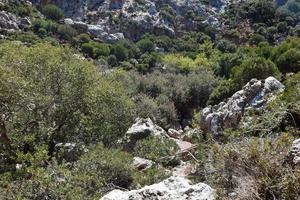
[276,48,300,73]
[214,53,243,78]
[42,4,64,21]
[107,55,118,67]
[57,24,78,41]
[231,56,280,86]
[208,134,300,199]
[207,79,238,105]
[76,145,134,190]
[7,32,41,44]
[81,42,111,58]
[137,38,155,53]
[0,42,134,150]
[134,137,180,166]
[249,34,267,45]
[111,43,129,61]
[216,39,237,53]
[133,167,170,187]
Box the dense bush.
[75,145,134,191]
[42,4,64,21]
[208,134,300,199]
[231,56,280,86]
[57,24,78,41]
[82,41,111,58]
[134,137,180,166]
[207,79,238,105]
[0,42,134,150]
[137,38,155,53]
[133,167,170,187]
[110,43,129,61]
[276,48,300,73]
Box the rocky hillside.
[0,0,299,199]
[27,0,250,41]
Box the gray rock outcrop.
[30,0,242,40]
[122,118,169,149]
[132,157,154,171]
[0,11,31,33]
[101,176,215,200]
[200,77,285,137]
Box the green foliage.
[133,167,170,187]
[209,134,300,199]
[134,137,180,166]
[276,48,300,73]
[249,33,267,45]
[81,41,111,58]
[216,39,237,53]
[76,145,134,190]
[207,79,238,105]
[231,56,280,86]
[57,24,78,41]
[32,19,59,37]
[7,31,42,44]
[42,4,64,21]
[0,42,133,150]
[137,38,155,54]
[111,43,129,61]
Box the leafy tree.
[0,42,133,150]
[207,79,238,105]
[81,42,110,58]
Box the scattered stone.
[172,162,195,177]
[133,157,154,171]
[0,11,31,32]
[101,176,215,200]
[168,128,182,139]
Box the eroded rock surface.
[0,11,31,33]
[200,77,285,136]
[101,176,215,200]
[122,118,169,150]
[30,0,243,41]
[133,157,154,171]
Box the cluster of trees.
[222,0,300,44]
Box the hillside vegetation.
[0,0,299,199]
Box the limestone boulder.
[101,176,215,200]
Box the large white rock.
[200,77,285,136]
[132,157,154,170]
[101,176,215,200]
[122,118,168,149]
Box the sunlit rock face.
[200,77,285,137]
[101,176,215,200]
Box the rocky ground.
[28,0,243,42]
